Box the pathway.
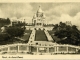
[28,30,35,43]
[44,30,53,42]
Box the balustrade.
[0,43,80,54]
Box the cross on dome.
[39,5,41,8]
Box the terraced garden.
[48,31,60,42]
[35,30,48,41]
[21,30,32,43]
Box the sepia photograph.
[0,0,80,56]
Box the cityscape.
[0,3,80,55]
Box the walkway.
[28,30,35,43]
[44,30,53,42]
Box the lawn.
[35,30,48,41]
[21,30,32,43]
[0,30,32,45]
[48,31,60,42]
[0,37,25,45]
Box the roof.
[37,6,43,13]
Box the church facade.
[32,6,45,26]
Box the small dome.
[33,14,37,18]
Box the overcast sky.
[0,3,80,29]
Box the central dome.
[37,6,43,13]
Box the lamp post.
[36,43,39,55]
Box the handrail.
[0,43,80,49]
[0,43,80,55]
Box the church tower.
[32,6,45,26]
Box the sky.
[0,3,80,29]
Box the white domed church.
[32,6,45,27]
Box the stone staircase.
[28,30,35,43]
[44,30,53,42]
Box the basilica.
[32,6,45,26]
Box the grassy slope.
[35,30,48,41]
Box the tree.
[0,33,11,45]
[53,22,80,45]
[6,26,25,38]
[0,18,11,28]
[6,18,11,24]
